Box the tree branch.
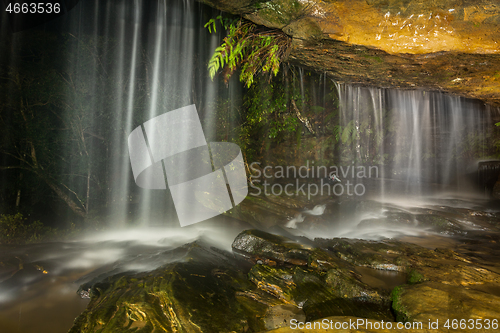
[291,99,315,135]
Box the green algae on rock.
[69,241,284,332]
[248,262,393,322]
[392,282,500,326]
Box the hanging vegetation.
[205,15,291,87]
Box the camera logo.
[128,105,248,226]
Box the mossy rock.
[69,241,279,333]
[225,196,301,229]
[68,229,500,332]
[390,285,410,323]
[248,264,298,304]
[415,214,465,235]
[407,269,425,285]
[314,237,447,272]
[391,282,500,326]
[325,268,387,303]
[308,247,343,272]
[314,238,407,271]
[232,229,311,265]
[249,263,393,322]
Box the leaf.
[205,17,289,86]
[204,19,216,33]
[341,120,354,144]
[333,125,342,142]
[341,126,350,144]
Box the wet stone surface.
[68,222,500,332]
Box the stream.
[1,195,498,333]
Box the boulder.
[248,264,393,322]
[69,241,289,332]
[69,229,500,332]
[232,229,311,265]
[224,195,303,229]
[392,282,500,326]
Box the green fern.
[341,120,355,144]
[208,45,226,79]
[204,18,217,33]
[205,16,290,87]
[204,15,234,33]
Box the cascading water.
[26,0,245,231]
[327,84,497,239]
[0,1,248,332]
[279,81,499,241]
[335,84,497,198]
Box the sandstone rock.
[198,0,500,106]
[69,241,286,332]
[392,282,500,328]
[248,264,392,322]
[232,229,311,265]
[69,229,500,332]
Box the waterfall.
[3,3,500,333]
[335,84,497,198]
[1,0,498,231]
[13,0,241,227]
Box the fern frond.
[205,17,290,86]
[341,120,354,144]
[333,125,342,142]
[208,45,227,80]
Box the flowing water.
[283,84,499,240]
[1,0,499,332]
[0,216,249,333]
[331,84,497,195]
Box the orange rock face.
[199,0,500,106]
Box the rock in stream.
[69,228,500,332]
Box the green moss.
[258,0,303,26]
[70,242,270,333]
[248,264,296,302]
[390,286,410,322]
[363,54,384,63]
[407,270,425,284]
[114,276,131,289]
[429,216,447,227]
[394,256,410,267]
[325,268,384,302]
